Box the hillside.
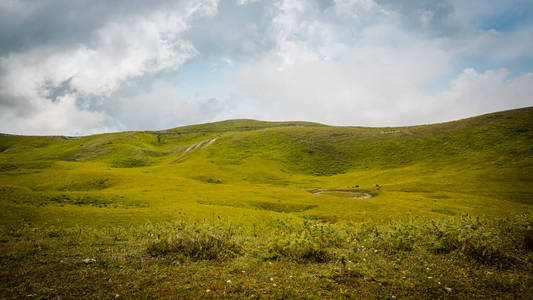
[1,107,532,213]
[1,107,533,298]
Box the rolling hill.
[1,107,532,298]
[1,107,532,220]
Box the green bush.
[265,221,345,263]
[375,223,420,252]
[424,215,531,265]
[147,222,242,261]
[267,234,333,263]
[348,214,532,265]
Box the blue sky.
[0,0,532,135]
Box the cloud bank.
[0,0,532,135]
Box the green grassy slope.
[1,107,532,298]
[1,107,531,220]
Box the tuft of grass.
[265,221,345,263]
[146,221,242,261]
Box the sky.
[0,0,532,135]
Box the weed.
[265,221,345,263]
[147,222,242,261]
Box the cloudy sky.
[0,0,532,135]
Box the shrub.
[425,215,523,265]
[267,234,333,263]
[265,221,344,263]
[147,222,242,261]
[375,223,419,252]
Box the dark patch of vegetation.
[0,188,146,208]
[59,178,112,191]
[0,161,53,171]
[249,201,317,213]
[110,158,148,168]
[428,194,451,199]
[303,215,339,223]
[0,164,18,172]
[431,208,457,215]
[196,176,223,184]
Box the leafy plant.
[147,222,242,261]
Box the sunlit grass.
[0,107,532,298]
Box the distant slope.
[1,107,532,175]
[163,119,326,133]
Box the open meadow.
[1,107,532,299]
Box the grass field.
[1,107,532,298]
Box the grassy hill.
[1,107,532,298]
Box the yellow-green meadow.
[1,107,532,298]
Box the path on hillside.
[168,138,217,163]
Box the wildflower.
[206,289,210,293]
[273,283,277,287]
[270,277,274,281]
[445,287,452,293]
[242,270,246,273]
[115,294,119,298]
[226,279,231,284]
[289,275,293,278]
[428,277,433,279]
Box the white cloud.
[222,61,532,126]
[334,0,385,19]
[431,69,533,120]
[213,0,532,126]
[461,26,533,61]
[0,94,108,135]
[0,0,218,135]
[236,0,261,5]
[105,82,226,131]
[0,0,531,135]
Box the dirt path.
[310,189,373,199]
[201,138,217,149]
[168,138,217,163]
